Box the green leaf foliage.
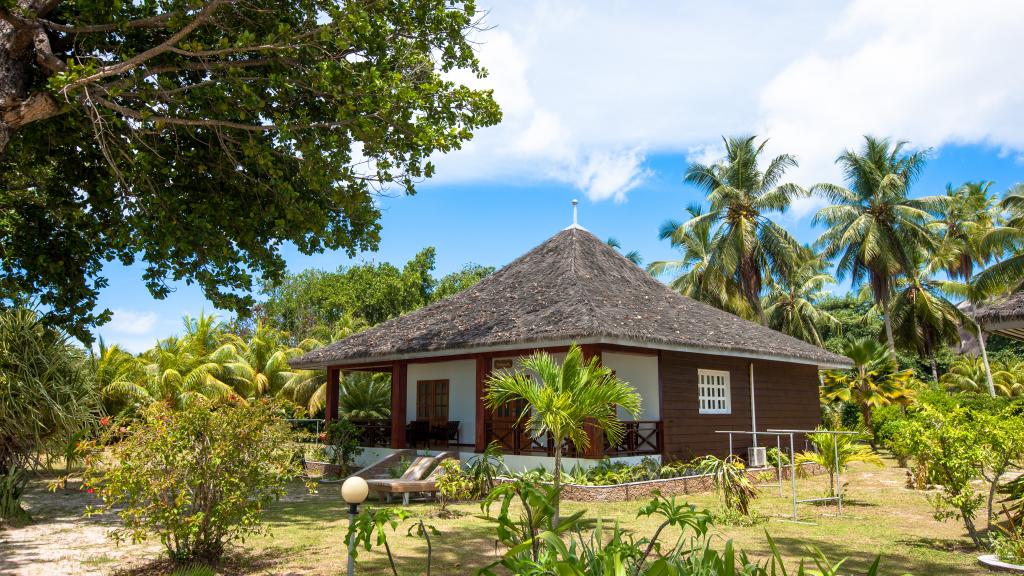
[1,0,501,342]
[81,398,301,563]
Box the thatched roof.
[974,291,1024,340]
[290,227,852,369]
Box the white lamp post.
[341,476,369,576]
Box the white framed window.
[698,369,731,414]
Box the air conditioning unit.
[747,446,767,468]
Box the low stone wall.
[498,463,827,502]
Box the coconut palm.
[820,337,916,437]
[103,314,250,410]
[975,184,1024,297]
[813,136,942,352]
[217,321,311,399]
[93,339,147,413]
[648,204,752,319]
[796,431,883,497]
[676,135,804,324]
[762,245,840,346]
[484,344,641,523]
[889,251,968,382]
[941,355,1024,398]
[930,182,999,281]
[606,237,643,266]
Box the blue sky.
[94,1,1024,351]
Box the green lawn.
[238,456,984,575]
[2,456,990,575]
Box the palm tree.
[942,355,1024,398]
[813,136,941,353]
[889,250,968,382]
[928,181,1001,396]
[606,237,643,265]
[762,245,840,346]
[339,373,392,419]
[676,135,804,324]
[484,344,641,523]
[820,337,916,438]
[219,321,310,399]
[104,314,250,410]
[93,339,147,413]
[795,431,883,497]
[648,204,752,319]
[931,182,998,281]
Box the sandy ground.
[0,479,157,576]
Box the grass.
[235,456,986,575]
[3,456,991,575]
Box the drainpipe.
[749,362,757,448]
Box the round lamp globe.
[341,476,369,505]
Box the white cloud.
[757,0,1024,186]
[427,1,1024,208]
[106,308,158,335]
[571,148,651,203]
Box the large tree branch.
[61,0,232,93]
[1,91,63,129]
[32,27,65,73]
[91,93,357,133]
[39,12,173,34]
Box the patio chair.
[444,421,460,448]
[366,451,459,505]
[406,420,429,448]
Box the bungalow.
[290,218,852,469]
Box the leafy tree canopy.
[0,0,501,342]
[256,247,494,341]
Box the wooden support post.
[475,356,489,452]
[325,367,340,424]
[580,345,605,459]
[390,362,408,448]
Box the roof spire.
[565,198,586,231]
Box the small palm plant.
[695,455,757,516]
[796,431,882,497]
[484,344,641,523]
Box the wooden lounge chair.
[366,452,458,505]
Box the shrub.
[466,441,506,497]
[0,308,99,522]
[325,419,364,476]
[695,455,757,516]
[435,460,472,512]
[81,399,300,563]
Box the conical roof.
[291,227,851,369]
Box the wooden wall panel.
[658,351,821,461]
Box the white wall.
[602,351,660,420]
[406,359,476,445]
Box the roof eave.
[289,335,853,371]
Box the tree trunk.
[861,404,875,449]
[930,354,939,385]
[551,441,561,527]
[978,326,997,398]
[882,304,896,354]
[0,2,67,156]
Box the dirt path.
[0,479,156,576]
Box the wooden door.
[490,398,529,452]
[415,379,449,427]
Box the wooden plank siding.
[659,350,821,461]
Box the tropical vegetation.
[484,344,642,522]
[80,399,300,563]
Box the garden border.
[496,462,827,502]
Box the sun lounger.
[366,451,458,505]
